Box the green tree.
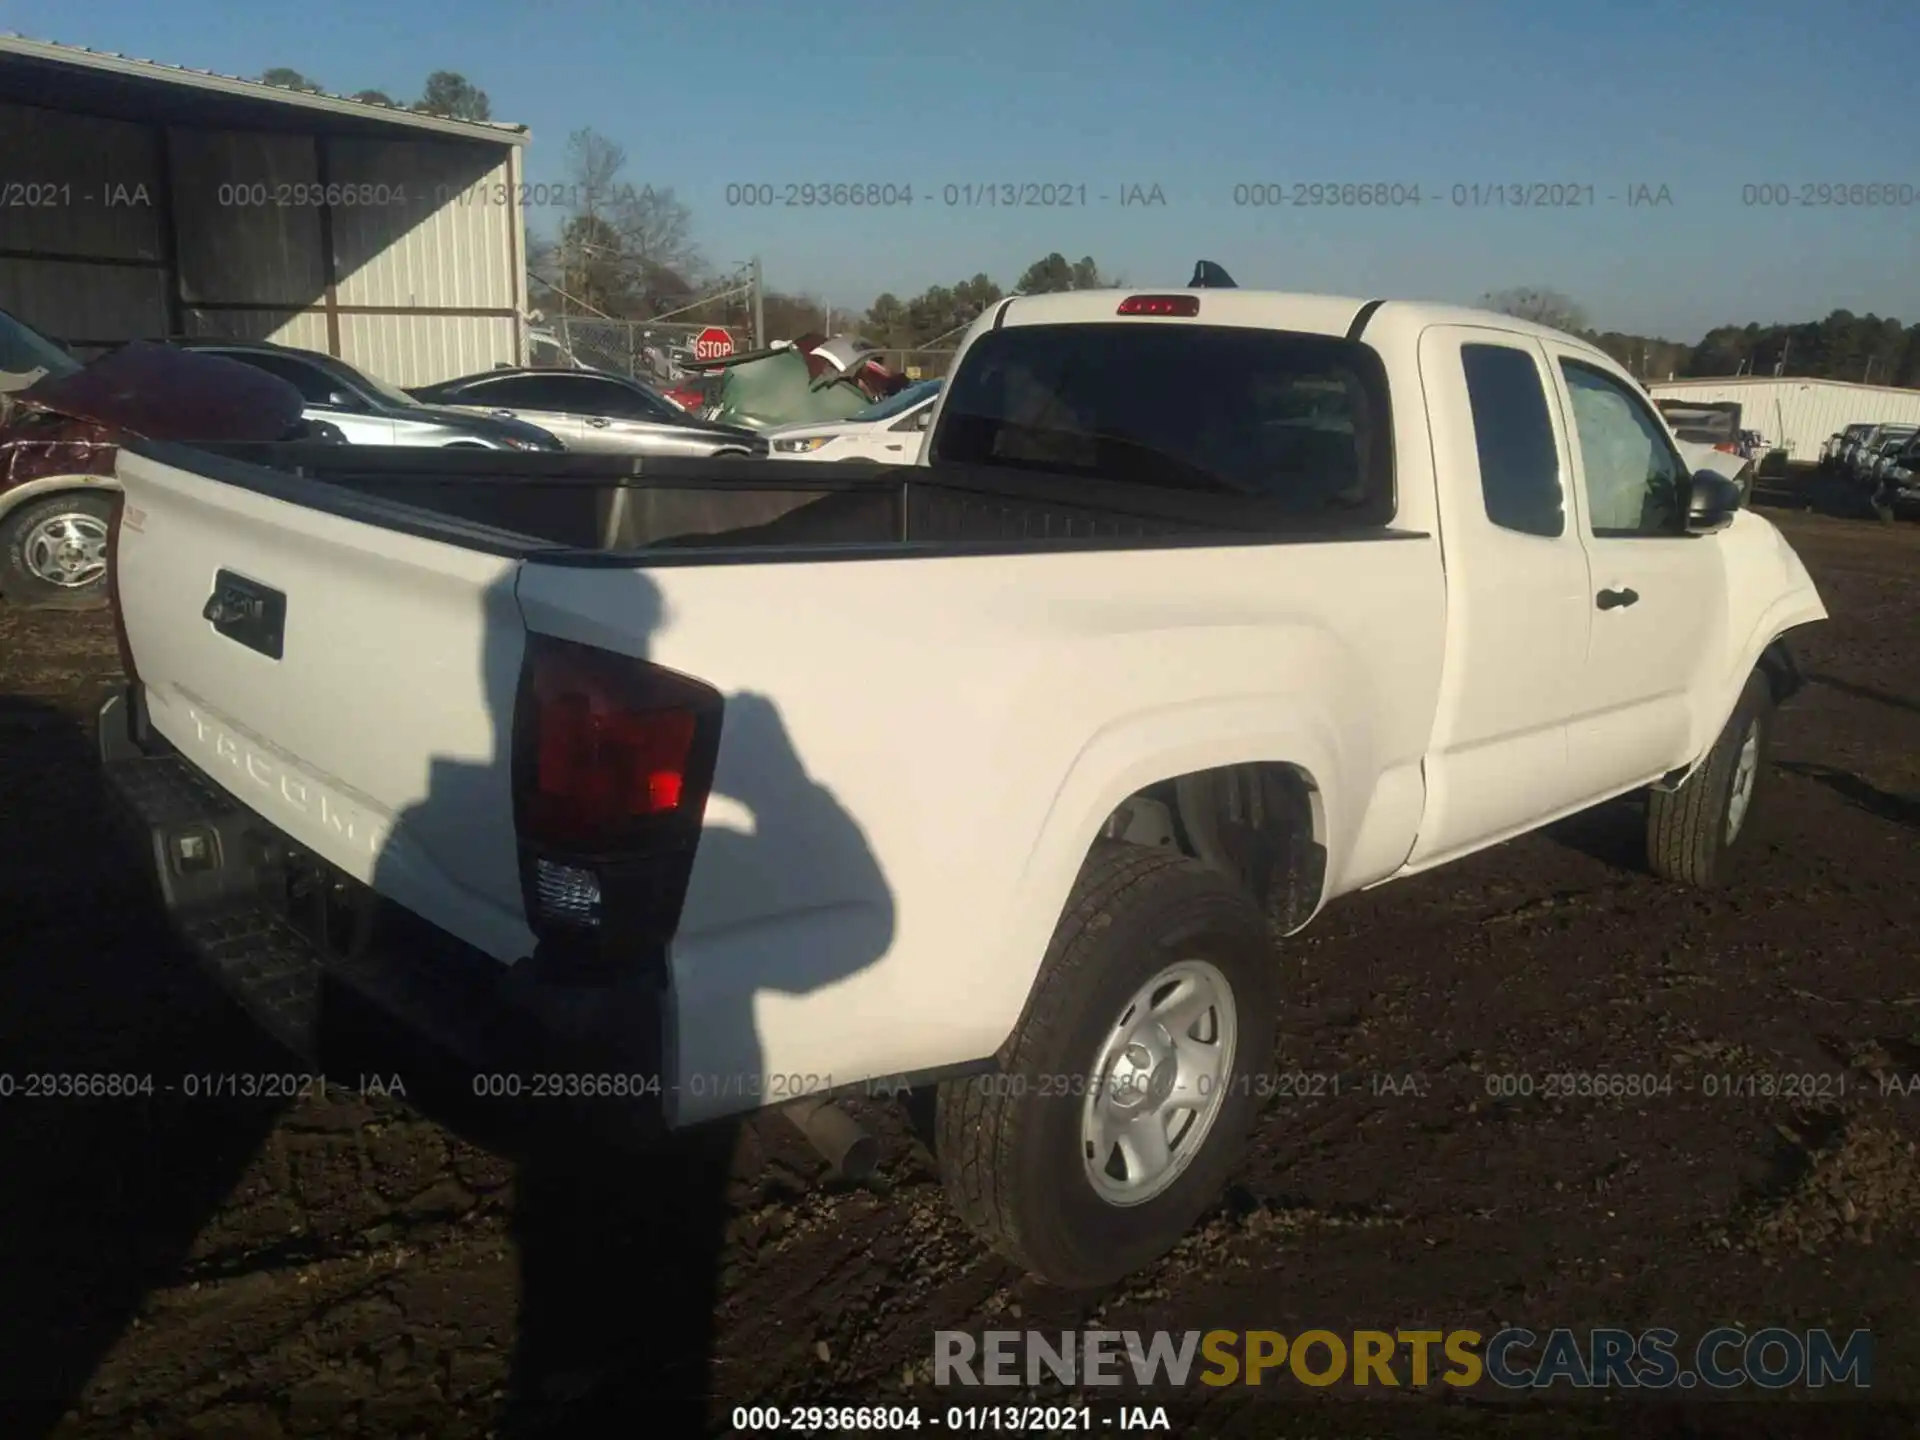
[1015,252,1107,294]
[863,293,913,347]
[415,71,491,121]
[259,68,323,93]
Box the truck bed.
[104,434,1443,1126]
[179,443,1407,560]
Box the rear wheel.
[0,491,115,610]
[1646,670,1773,888]
[935,842,1277,1288]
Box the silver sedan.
[409,368,770,458]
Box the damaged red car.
[0,312,315,609]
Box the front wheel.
[1646,670,1774,888]
[0,490,115,610]
[935,842,1277,1289]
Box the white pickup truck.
[98,282,1827,1290]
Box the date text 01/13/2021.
[728,1404,1173,1432]
[0,1074,404,1101]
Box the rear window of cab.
[930,323,1395,528]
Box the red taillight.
[1117,294,1200,317]
[512,634,722,954]
[105,491,139,683]
[514,633,722,853]
[532,690,695,829]
[1714,442,1740,454]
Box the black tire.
[0,490,115,611]
[1647,670,1774,888]
[935,841,1277,1289]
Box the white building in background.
[1647,376,1920,465]
[0,34,531,387]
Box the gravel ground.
[2,502,1918,1439]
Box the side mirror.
[325,388,360,409]
[1686,471,1744,533]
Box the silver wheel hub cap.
[1726,720,1760,843]
[1080,959,1237,1206]
[22,511,108,588]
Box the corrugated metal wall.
[330,140,516,309]
[337,312,518,386]
[1648,379,1920,462]
[180,307,331,351]
[0,103,169,344]
[0,96,522,385]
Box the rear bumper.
[96,685,669,1128]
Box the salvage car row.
[0,309,949,607]
[1821,420,1920,518]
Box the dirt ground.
[3,493,1919,1439]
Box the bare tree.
[552,129,704,317]
[611,185,701,295]
[564,128,627,218]
[1479,286,1588,333]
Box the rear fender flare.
[978,698,1347,1056]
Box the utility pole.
[1865,355,1876,385]
[751,255,765,349]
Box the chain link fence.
[543,317,744,386]
[540,318,960,386]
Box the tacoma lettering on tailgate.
[186,707,387,856]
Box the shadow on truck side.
[1,562,895,1437]
[384,568,898,1436]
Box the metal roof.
[0,33,528,144]
[1650,374,1919,394]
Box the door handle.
[488,408,515,419]
[586,415,611,428]
[1596,587,1639,610]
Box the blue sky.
[10,0,1919,337]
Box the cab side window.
[1461,343,1563,537]
[1560,360,1688,537]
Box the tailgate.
[110,446,537,964]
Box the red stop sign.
[693,327,735,361]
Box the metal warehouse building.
[0,34,530,386]
[1648,376,1920,465]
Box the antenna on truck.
[1189,260,1237,289]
